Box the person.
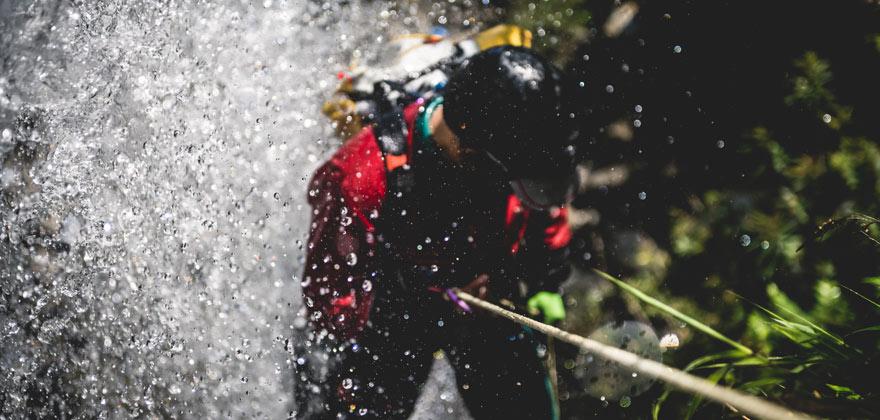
[296,46,580,419]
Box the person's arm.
[522,206,572,323]
[522,206,572,291]
[302,162,377,341]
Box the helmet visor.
[510,175,576,210]
[484,151,576,210]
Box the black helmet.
[443,46,580,209]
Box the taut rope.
[453,291,815,420]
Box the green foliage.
[503,0,590,63]
[785,52,853,129]
[655,52,880,417]
[670,209,711,256]
[576,48,880,418]
[598,270,878,419]
[500,1,879,417]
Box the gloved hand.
[527,291,566,324]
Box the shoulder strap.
[373,106,416,194]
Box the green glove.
[527,291,566,324]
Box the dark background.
[482,0,880,417]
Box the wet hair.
[443,46,579,178]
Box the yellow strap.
[324,24,532,140]
[473,24,533,50]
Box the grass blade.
[839,284,880,311]
[593,268,754,355]
[652,350,750,419]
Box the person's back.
[297,46,580,419]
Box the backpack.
[321,24,533,139]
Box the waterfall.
[0,1,405,416]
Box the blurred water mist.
[0,0,405,416]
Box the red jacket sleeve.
[302,139,384,340]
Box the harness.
[372,98,418,195]
[369,95,530,300]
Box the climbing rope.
[453,290,815,420]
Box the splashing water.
[0,0,420,417]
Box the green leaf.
[840,284,880,311]
[864,276,880,290]
[826,384,863,400]
[685,366,730,419]
[851,325,880,335]
[739,377,786,393]
[652,350,747,420]
[682,350,749,371]
[697,357,773,370]
[765,284,847,346]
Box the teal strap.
[522,326,561,420]
[415,96,444,147]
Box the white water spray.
[0,1,410,417]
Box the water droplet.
[362,279,372,292]
[739,234,751,247]
[638,191,647,200]
[619,395,632,408]
[340,216,352,227]
[346,253,357,266]
[822,113,832,123]
[761,240,770,250]
[659,333,680,349]
[634,104,643,113]
[342,378,353,389]
[673,45,683,53]
[605,85,615,93]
